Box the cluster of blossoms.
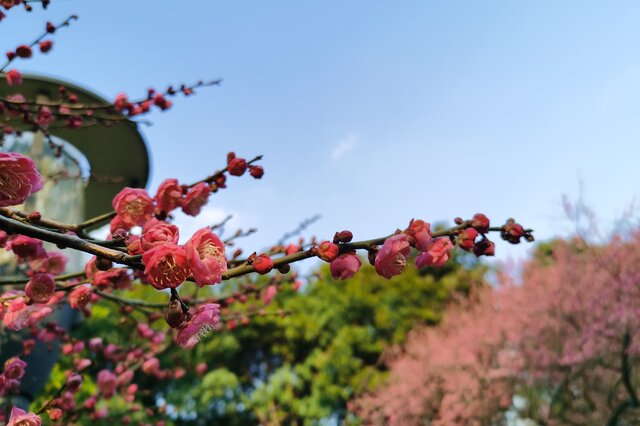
[315,213,530,281]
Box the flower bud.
[501,221,525,244]
[249,165,264,179]
[66,372,83,392]
[470,213,490,234]
[228,157,248,176]
[165,299,185,328]
[277,263,291,274]
[333,230,353,244]
[317,241,339,262]
[15,45,32,58]
[253,254,274,274]
[457,228,479,251]
[95,257,113,271]
[473,238,495,257]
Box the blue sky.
[4,1,640,267]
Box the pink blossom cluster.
[353,234,640,425]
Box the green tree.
[164,254,486,425]
[42,252,487,425]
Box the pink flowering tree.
[352,235,640,426]
[0,2,534,424]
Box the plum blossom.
[6,235,46,260]
[112,187,154,227]
[416,238,454,269]
[405,219,432,251]
[181,182,211,216]
[25,273,56,303]
[375,234,411,279]
[28,251,67,275]
[68,285,92,310]
[154,178,183,212]
[3,357,26,380]
[6,407,41,426]
[176,304,220,348]
[330,253,361,280]
[140,221,179,252]
[5,69,22,86]
[0,152,43,207]
[185,227,227,286]
[97,369,117,399]
[142,244,190,289]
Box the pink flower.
[2,296,53,330]
[110,214,130,233]
[7,235,45,260]
[6,407,41,426]
[25,273,56,303]
[141,221,179,251]
[228,157,248,176]
[112,187,154,227]
[68,285,92,310]
[405,219,432,251]
[471,213,490,234]
[154,178,183,213]
[196,363,208,375]
[185,227,227,287]
[181,182,211,216]
[375,234,411,279]
[330,253,362,280]
[97,369,117,399]
[285,244,299,255]
[84,257,131,289]
[5,69,22,86]
[48,408,62,421]
[142,357,160,375]
[416,238,454,269]
[142,244,190,289]
[28,251,67,275]
[3,357,26,379]
[0,153,43,207]
[176,303,220,348]
[126,235,143,255]
[458,228,479,251]
[114,93,130,112]
[263,285,277,305]
[38,40,53,53]
[317,241,339,262]
[253,254,274,275]
[35,106,54,128]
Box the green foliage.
[165,255,487,425]
[52,253,487,425]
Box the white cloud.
[331,133,359,161]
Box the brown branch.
[0,15,78,73]
[189,155,263,188]
[0,214,142,269]
[0,270,85,286]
